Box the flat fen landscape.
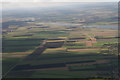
[2,2,119,79]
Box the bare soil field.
[43,48,66,54]
[68,48,100,52]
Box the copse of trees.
[100,43,119,55]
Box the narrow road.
[24,40,47,60]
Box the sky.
[1,0,119,2]
[1,0,119,10]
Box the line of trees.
[100,43,119,55]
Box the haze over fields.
[2,2,119,79]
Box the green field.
[2,22,118,78]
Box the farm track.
[3,40,47,77]
[4,39,66,77]
[3,35,117,78]
[23,40,48,60]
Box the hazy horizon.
[2,2,118,11]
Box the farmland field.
[3,25,118,78]
[2,2,119,79]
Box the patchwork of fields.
[2,23,119,78]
